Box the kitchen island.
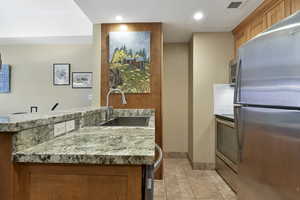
[0,107,155,200]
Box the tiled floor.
[154,158,237,200]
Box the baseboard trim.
[164,152,188,159]
[187,154,215,170]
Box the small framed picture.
[53,63,70,85]
[72,72,93,89]
[0,64,11,93]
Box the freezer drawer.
[238,106,300,200]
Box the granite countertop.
[13,125,155,165]
[215,114,235,121]
[0,107,110,132]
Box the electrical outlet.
[66,120,75,132]
[54,122,66,137]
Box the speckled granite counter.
[13,125,155,165]
[0,107,111,132]
[4,108,156,165]
[0,108,156,200]
[215,114,235,122]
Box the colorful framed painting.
[0,64,11,93]
[53,63,70,86]
[109,31,151,93]
[72,72,93,89]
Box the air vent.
[227,1,243,8]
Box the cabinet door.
[265,0,286,27]
[234,29,248,55]
[248,15,266,39]
[291,0,300,13]
[16,165,142,200]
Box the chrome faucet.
[106,88,127,107]
[105,88,127,121]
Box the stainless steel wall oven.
[215,116,238,192]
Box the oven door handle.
[154,144,163,172]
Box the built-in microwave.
[229,59,237,85]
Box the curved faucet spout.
[106,88,127,108]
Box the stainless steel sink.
[101,117,150,127]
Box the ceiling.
[75,0,264,42]
[0,0,92,39]
[0,0,263,43]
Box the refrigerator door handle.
[234,59,242,104]
[234,105,244,162]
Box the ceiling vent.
[227,1,243,8]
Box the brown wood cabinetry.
[0,135,143,200]
[265,0,286,28]
[15,164,142,200]
[248,14,266,39]
[0,134,15,200]
[234,29,248,53]
[233,0,300,55]
[291,0,300,13]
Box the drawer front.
[216,157,238,192]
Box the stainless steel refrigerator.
[234,11,300,200]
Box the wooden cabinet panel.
[0,134,15,200]
[265,0,286,27]
[16,164,142,200]
[233,0,294,55]
[30,174,128,200]
[234,29,248,55]
[248,15,266,39]
[291,0,300,13]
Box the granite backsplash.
[11,107,112,152]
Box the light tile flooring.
[154,158,237,200]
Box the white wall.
[213,84,234,115]
[91,24,101,107]
[0,44,93,114]
[163,43,189,153]
[189,32,234,165]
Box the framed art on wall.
[0,64,11,93]
[72,72,92,89]
[108,31,151,93]
[53,63,70,85]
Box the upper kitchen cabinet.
[291,0,300,13]
[248,14,266,39]
[233,29,248,55]
[265,0,286,28]
[233,0,294,57]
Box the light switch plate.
[66,120,75,132]
[54,122,66,137]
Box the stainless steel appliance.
[229,59,238,85]
[215,116,238,192]
[235,11,300,200]
[216,116,238,168]
[143,144,163,200]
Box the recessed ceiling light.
[115,15,123,21]
[194,12,204,21]
[119,25,128,31]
